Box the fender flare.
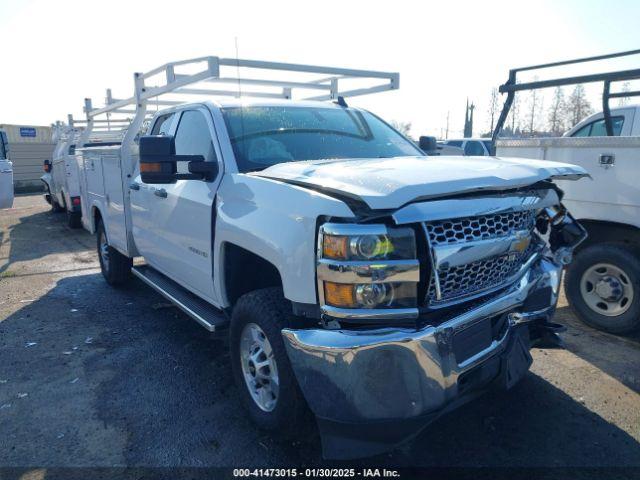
[89,202,106,235]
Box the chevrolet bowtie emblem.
[511,230,531,253]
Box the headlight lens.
[322,227,416,261]
[324,281,416,309]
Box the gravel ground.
[0,195,639,474]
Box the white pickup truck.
[493,50,640,335]
[76,56,588,458]
[0,130,13,209]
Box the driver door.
[133,107,223,303]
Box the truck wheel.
[67,210,82,229]
[565,243,640,334]
[230,288,308,438]
[96,220,132,286]
[51,196,64,213]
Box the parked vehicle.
[42,118,85,227]
[439,138,492,156]
[564,105,640,137]
[76,56,587,458]
[493,49,640,334]
[0,130,14,209]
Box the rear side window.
[464,141,485,156]
[174,110,217,173]
[571,116,624,137]
[151,113,175,135]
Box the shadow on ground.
[555,305,640,394]
[0,209,93,275]
[1,273,639,470]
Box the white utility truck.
[493,49,640,334]
[0,130,13,209]
[76,56,587,458]
[42,117,85,227]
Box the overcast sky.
[1,0,639,137]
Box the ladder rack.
[73,55,399,184]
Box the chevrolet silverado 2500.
[75,56,588,458]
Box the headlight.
[321,226,416,261]
[323,281,417,309]
[318,224,419,313]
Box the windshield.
[221,106,423,172]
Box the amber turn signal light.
[324,282,356,308]
[322,235,348,259]
[140,162,162,173]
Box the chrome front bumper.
[282,254,562,455]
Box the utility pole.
[445,111,450,139]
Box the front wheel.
[96,219,132,286]
[565,243,640,334]
[230,288,309,438]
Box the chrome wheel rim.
[239,323,279,412]
[99,231,110,272]
[580,263,634,317]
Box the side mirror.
[139,136,177,184]
[43,159,52,173]
[139,135,217,184]
[419,136,437,154]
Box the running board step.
[132,265,229,332]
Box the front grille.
[425,210,536,246]
[425,209,537,306]
[427,245,534,304]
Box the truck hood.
[253,156,588,210]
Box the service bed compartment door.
[131,108,222,303]
[101,153,128,253]
[550,141,640,227]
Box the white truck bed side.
[496,136,640,228]
[78,144,132,255]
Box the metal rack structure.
[79,55,399,144]
[491,48,640,152]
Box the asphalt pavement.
[1,195,639,475]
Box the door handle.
[154,188,167,198]
[599,153,615,168]
[129,182,140,191]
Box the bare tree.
[507,92,521,134]
[618,81,631,107]
[547,87,566,136]
[526,83,541,135]
[391,120,412,138]
[566,85,593,126]
[487,88,500,134]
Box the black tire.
[230,288,309,438]
[96,219,132,286]
[67,210,82,229]
[565,243,640,334]
[51,195,64,213]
